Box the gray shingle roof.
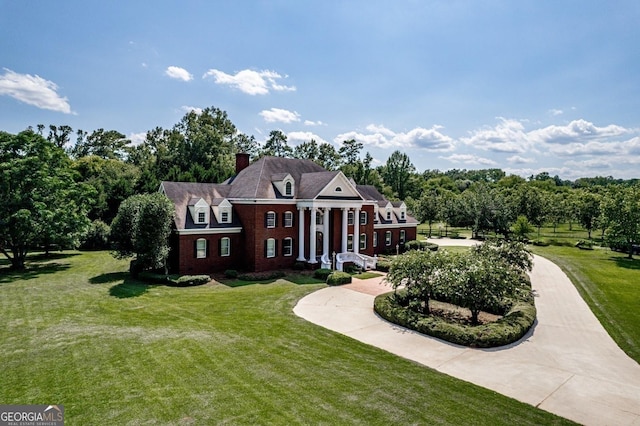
[161,156,419,230]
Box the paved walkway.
[294,239,640,426]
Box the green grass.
[0,251,573,425]
[352,271,382,280]
[531,245,640,363]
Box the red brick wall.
[177,233,242,275]
[373,226,418,255]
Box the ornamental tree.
[110,193,175,273]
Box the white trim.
[177,227,242,235]
[374,223,417,230]
[220,237,231,257]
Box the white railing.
[320,253,332,269]
[335,252,377,271]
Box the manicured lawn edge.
[374,291,536,348]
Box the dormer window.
[221,211,229,223]
[400,210,406,220]
[285,181,293,196]
[189,198,210,225]
[386,210,392,221]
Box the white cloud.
[507,155,534,164]
[259,108,300,123]
[335,124,454,151]
[0,68,72,113]
[165,66,193,81]
[129,132,147,146]
[529,119,629,145]
[203,68,295,95]
[180,105,203,114]
[287,131,328,145]
[461,118,529,153]
[440,153,497,166]
[304,119,325,126]
[548,108,564,116]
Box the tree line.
[1,105,640,269]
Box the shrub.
[423,242,439,251]
[374,292,536,348]
[404,240,421,251]
[237,271,285,281]
[81,220,111,250]
[376,260,391,272]
[326,271,352,286]
[224,269,238,278]
[345,264,362,274]
[138,271,171,284]
[170,275,211,287]
[314,268,333,280]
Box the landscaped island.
[375,240,537,347]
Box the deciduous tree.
[0,130,92,269]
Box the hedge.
[326,271,352,286]
[376,260,391,272]
[374,291,536,348]
[138,271,211,287]
[314,268,333,280]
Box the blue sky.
[1,1,639,180]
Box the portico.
[296,201,370,265]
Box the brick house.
[160,154,418,275]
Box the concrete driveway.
[293,238,640,426]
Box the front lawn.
[0,251,572,425]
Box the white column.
[297,207,306,261]
[341,208,348,253]
[354,206,360,254]
[309,207,317,264]
[322,207,330,258]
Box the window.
[400,210,406,220]
[360,233,367,250]
[400,230,406,243]
[285,181,293,196]
[266,238,276,258]
[386,210,392,221]
[385,231,392,246]
[373,232,378,247]
[360,211,367,225]
[348,211,354,225]
[335,186,342,192]
[197,211,206,223]
[316,212,323,226]
[284,211,293,227]
[347,234,353,251]
[196,238,207,258]
[283,237,293,256]
[221,211,229,223]
[220,237,230,257]
[266,211,276,228]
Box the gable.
[316,172,362,199]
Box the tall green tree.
[110,193,175,273]
[262,130,293,157]
[576,191,602,239]
[316,143,341,170]
[0,130,93,269]
[602,185,640,259]
[382,150,415,199]
[72,128,130,160]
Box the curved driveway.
[293,239,640,426]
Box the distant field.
[0,251,572,425]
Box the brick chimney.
[235,153,250,174]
